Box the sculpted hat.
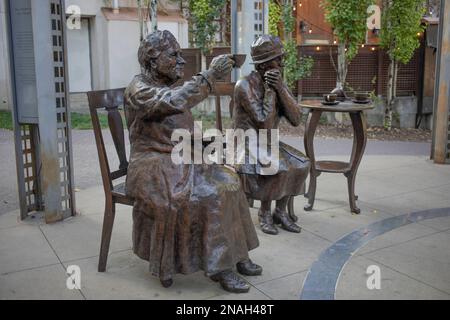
[250,35,285,64]
[138,30,178,67]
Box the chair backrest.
[87,88,128,196]
[211,82,235,131]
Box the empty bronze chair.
[87,88,133,273]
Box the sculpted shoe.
[210,270,250,293]
[236,259,263,276]
[160,278,173,288]
[273,209,301,233]
[258,209,278,235]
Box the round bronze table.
[300,100,374,214]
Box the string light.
[297,4,378,50]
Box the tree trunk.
[336,43,348,90]
[138,0,144,41]
[150,0,158,33]
[385,59,396,130]
[393,60,398,100]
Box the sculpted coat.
[233,70,310,201]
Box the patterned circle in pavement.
[299,207,450,300]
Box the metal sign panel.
[8,0,38,123]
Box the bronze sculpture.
[124,30,261,293]
[233,35,310,235]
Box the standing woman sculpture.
[124,30,262,293]
[233,35,310,235]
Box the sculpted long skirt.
[238,142,310,201]
[126,152,259,282]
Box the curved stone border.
[299,207,450,300]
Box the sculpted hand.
[209,54,234,80]
[264,69,283,92]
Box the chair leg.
[98,199,116,272]
[247,196,255,208]
[288,196,298,222]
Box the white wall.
[107,20,141,88]
[66,0,109,90]
[66,0,189,91]
[66,0,103,16]
[159,20,189,48]
[66,18,92,92]
[107,19,189,89]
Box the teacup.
[323,94,337,103]
[232,54,246,68]
[355,92,369,101]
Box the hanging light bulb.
[309,29,312,34]
[316,46,320,51]
[361,44,365,48]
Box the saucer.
[352,99,371,104]
[321,100,340,106]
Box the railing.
[297,45,422,98]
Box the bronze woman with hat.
[233,35,310,235]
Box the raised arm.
[235,79,277,129]
[126,72,214,121]
[126,54,234,122]
[277,84,302,127]
[264,70,302,127]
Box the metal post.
[231,0,238,82]
[6,0,76,222]
[431,0,450,164]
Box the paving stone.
[363,231,450,294]
[300,205,392,243]
[0,225,60,275]
[242,227,330,285]
[356,222,439,255]
[64,250,227,300]
[256,271,308,300]
[40,212,132,263]
[0,264,84,300]
[336,256,449,300]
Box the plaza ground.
[0,129,449,299]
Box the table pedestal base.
[304,110,368,214]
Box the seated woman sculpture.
[233,35,310,235]
[124,30,261,293]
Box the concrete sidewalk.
[0,128,432,215]
[0,154,449,300]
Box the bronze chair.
[87,88,134,272]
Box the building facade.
[0,0,189,111]
[65,0,188,92]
